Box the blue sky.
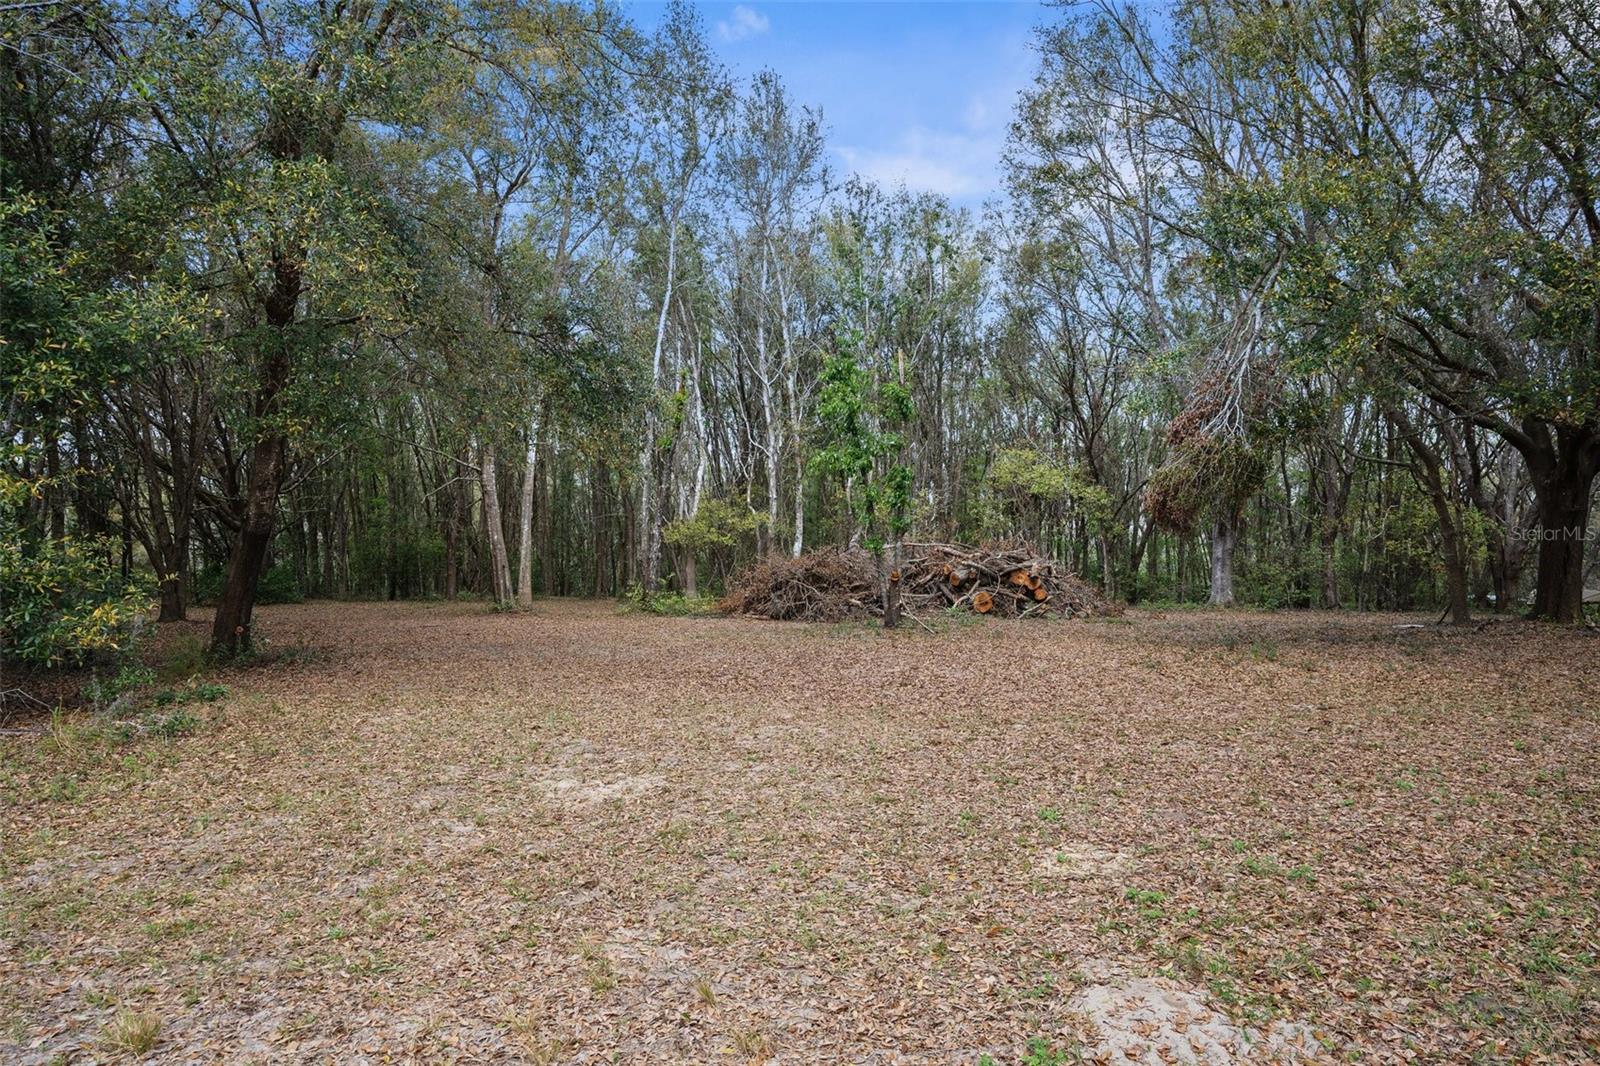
[624,2,1049,211]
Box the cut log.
[972,590,994,614]
[1007,569,1030,587]
[1033,585,1048,601]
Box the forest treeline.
[3,0,1597,664]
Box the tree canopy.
[3,0,1596,669]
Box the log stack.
[898,541,1106,618]
[720,541,1112,622]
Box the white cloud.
[835,100,1009,201]
[837,143,991,200]
[817,35,1035,204]
[716,5,769,43]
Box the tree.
[631,0,731,599]
[1388,403,1474,624]
[813,331,914,627]
[0,195,161,663]
[106,0,498,653]
[8,0,1563,651]
[716,69,827,556]
[1163,0,1598,621]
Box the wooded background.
[4,0,1597,663]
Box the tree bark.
[1434,497,1472,626]
[1097,533,1115,600]
[1488,422,1596,622]
[791,452,806,556]
[1527,456,1595,623]
[516,428,537,609]
[1208,514,1237,606]
[538,426,555,597]
[208,88,310,653]
[590,459,610,596]
[209,428,286,655]
[157,575,184,622]
[481,441,513,606]
[679,550,698,598]
[637,203,680,601]
[1412,462,1472,626]
[880,540,902,629]
[443,505,459,600]
[1320,527,1340,609]
[210,256,296,657]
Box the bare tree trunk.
[1527,447,1597,623]
[590,459,609,596]
[1434,501,1472,625]
[481,441,513,606]
[1417,475,1471,626]
[879,540,902,629]
[328,495,343,596]
[680,550,698,598]
[1177,535,1189,601]
[754,248,783,554]
[209,180,303,655]
[1145,525,1159,599]
[538,433,555,597]
[1320,527,1340,609]
[792,453,806,556]
[1208,514,1237,607]
[443,502,459,600]
[638,209,679,600]
[640,482,663,598]
[516,427,537,609]
[210,429,285,655]
[1408,449,1471,625]
[780,264,805,558]
[1098,533,1114,599]
[154,537,187,621]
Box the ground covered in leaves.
[2,602,1596,1063]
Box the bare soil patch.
[2,602,1596,1063]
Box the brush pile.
[719,541,1113,622]
[717,547,877,622]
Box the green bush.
[256,563,303,604]
[623,587,719,617]
[190,564,223,605]
[1239,545,1316,609]
[1,534,153,667]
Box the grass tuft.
[100,1008,161,1055]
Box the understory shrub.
[623,587,720,616]
[193,562,302,605]
[1,534,152,667]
